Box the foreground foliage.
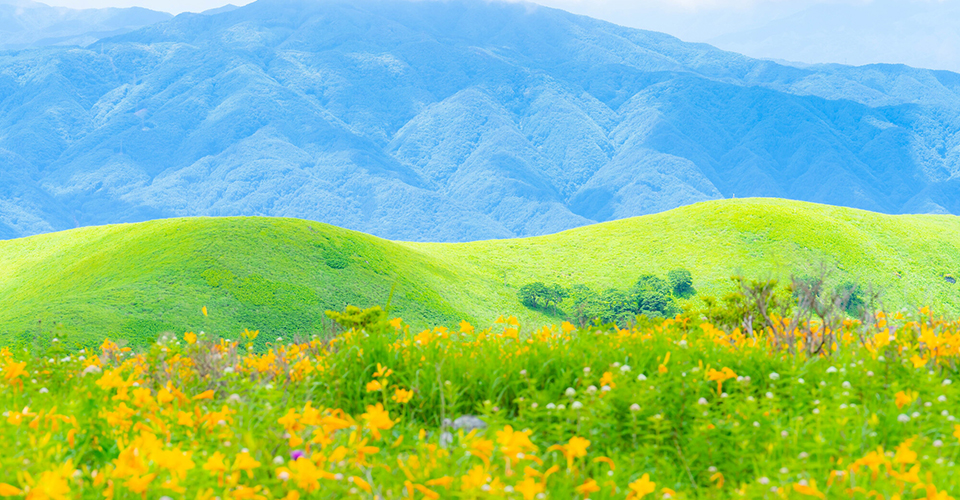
[2,307,960,499]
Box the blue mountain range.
[1,0,959,241]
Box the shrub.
[517,282,568,315]
[667,267,695,297]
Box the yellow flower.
[230,485,266,500]
[548,436,591,470]
[566,436,590,459]
[202,306,208,317]
[157,384,176,405]
[894,390,917,409]
[153,448,195,480]
[627,473,656,499]
[600,371,615,388]
[277,457,333,492]
[2,359,27,388]
[459,320,475,334]
[414,330,437,346]
[851,448,888,476]
[496,425,537,458]
[123,473,156,495]
[233,452,261,478]
[193,389,215,401]
[710,472,724,488]
[461,465,490,491]
[351,476,373,493]
[561,321,577,334]
[184,332,197,344]
[953,424,960,441]
[792,479,825,498]
[374,363,393,379]
[514,476,544,500]
[392,387,414,403]
[893,439,917,465]
[468,438,494,466]
[575,478,601,495]
[366,380,383,392]
[131,387,155,409]
[177,411,194,428]
[361,403,395,440]
[101,402,137,431]
[910,355,927,368]
[706,367,737,395]
[389,318,403,329]
[203,452,228,475]
[27,468,72,500]
[889,463,921,484]
[0,484,23,497]
[593,456,615,471]
[426,476,453,488]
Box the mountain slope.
[1,199,958,346]
[2,0,960,241]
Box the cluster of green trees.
[517,268,696,326]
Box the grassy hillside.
[1,198,959,347]
[0,217,475,347]
[413,198,960,321]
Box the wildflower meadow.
[1,305,960,499]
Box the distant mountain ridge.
[1,0,960,241]
[0,0,170,50]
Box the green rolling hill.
[1,198,959,348]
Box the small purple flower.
[290,449,306,461]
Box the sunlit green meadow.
[2,198,959,349]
